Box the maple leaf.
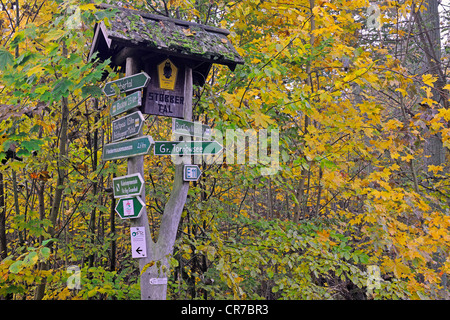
[182,28,196,37]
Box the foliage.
[0,0,449,300]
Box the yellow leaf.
[182,28,196,37]
[45,29,65,42]
[437,108,450,122]
[400,154,414,162]
[79,3,96,10]
[422,74,437,87]
[428,165,443,174]
[395,87,408,97]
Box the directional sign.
[110,91,142,117]
[103,135,154,161]
[113,173,144,198]
[112,111,145,142]
[173,119,212,140]
[154,141,223,156]
[130,226,147,258]
[103,72,150,97]
[115,196,145,219]
[183,165,202,182]
[149,278,168,285]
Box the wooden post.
[126,57,192,300]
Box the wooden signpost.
[91,4,243,300]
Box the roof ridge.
[96,3,230,36]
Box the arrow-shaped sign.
[115,196,145,219]
[110,91,142,117]
[103,72,150,97]
[103,135,154,161]
[172,118,212,140]
[135,247,143,255]
[111,111,145,142]
[113,173,144,198]
[183,165,202,182]
[154,141,223,156]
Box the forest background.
[0,0,449,300]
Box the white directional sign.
[183,165,202,182]
[149,278,168,285]
[130,226,147,258]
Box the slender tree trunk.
[0,173,6,260]
[415,0,446,168]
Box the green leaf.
[0,49,14,70]
[23,252,39,266]
[81,85,103,98]
[42,238,55,246]
[39,247,51,260]
[9,260,24,274]
[20,139,44,152]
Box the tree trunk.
[415,0,446,168]
[0,173,6,260]
[125,57,192,300]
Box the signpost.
[154,141,223,156]
[141,59,185,118]
[103,72,150,97]
[110,91,142,117]
[113,173,144,198]
[103,135,154,161]
[172,118,212,140]
[183,165,202,182]
[112,111,145,142]
[115,196,145,219]
[130,227,147,258]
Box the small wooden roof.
[89,4,244,85]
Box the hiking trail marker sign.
[111,111,145,142]
[103,72,150,97]
[102,136,154,161]
[130,226,147,258]
[154,141,223,156]
[113,173,144,198]
[115,196,145,219]
[172,118,212,140]
[110,91,142,117]
[183,165,202,182]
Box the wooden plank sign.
[141,58,185,119]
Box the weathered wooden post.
[89,4,243,300]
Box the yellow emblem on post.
[157,59,178,91]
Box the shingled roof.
[89,4,244,85]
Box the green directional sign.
[183,165,202,182]
[154,141,223,156]
[113,173,144,198]
[172,118,212,140]
[110,91,142,117]
[103,72,150,97]
[103,135,154,161]
[115,196,145,219]
[112,111,145,142]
